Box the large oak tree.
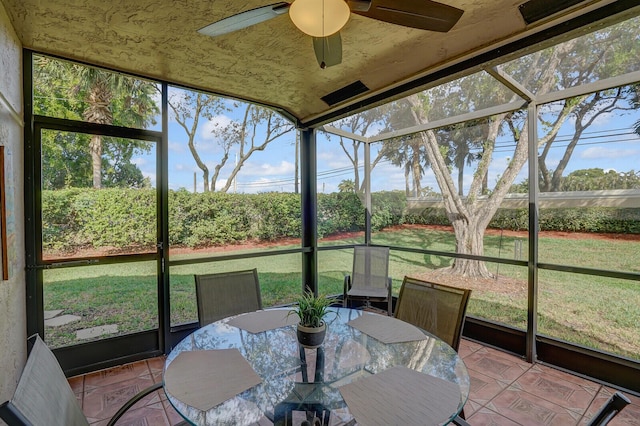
[396,19,639,278]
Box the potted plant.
[289,289,336,348]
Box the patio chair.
[0,334,188,426]
[394,276,471,353]
[395,276,471,423]
[342,246,392,315]
[195,268,262,327]
[587,391,631,426]
[448,391,631,426]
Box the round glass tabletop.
[164,307,470,425]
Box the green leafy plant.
[288,289,336,328]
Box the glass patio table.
[163,307,470,425]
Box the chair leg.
[387,277,393,316]
[452,414,471,426]
[587,392,631,426]
[106,382,162,426]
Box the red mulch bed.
[44,224,639,261]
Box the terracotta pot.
[296,322,327,348]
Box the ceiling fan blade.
[313,33,342,69]
[198,2,290,37]
[347,0,372,12]
[352,0,463,33]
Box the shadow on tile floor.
[68,339,639,425]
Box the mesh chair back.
[350,246,390,296]
[0,335,89,426]
[195,268,262,327]
[395,277,471,352]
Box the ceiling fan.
[198,0,464,69]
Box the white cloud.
[364,121,385,138]
[580,146,640,159]
[168,141,186,154]
[167,89,190,123]
[130,156,147,166]
[241,160,295,176]
[317,151,335,161]
[200,115,233,141]
[142,170,156,187]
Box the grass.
[43,228,640,361]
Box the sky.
[123,13,640,197]
[131,92,640,196]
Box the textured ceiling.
[0,0,625,124]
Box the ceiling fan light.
[289,0,350,37]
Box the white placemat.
[164,349,262,411]
[227,309,300,333]
[347,313,427,343]
[339,365,462,426]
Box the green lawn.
[43,228,640,361]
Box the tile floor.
[68,339,639,425]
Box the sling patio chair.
[342,245,392,315]
[394,276,471,352]
[450,391,631,425]
[194,267,263,327]
[395,276,472,423]
[0,334,188,426]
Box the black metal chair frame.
[342,245,392,315]
[587,391,631,426]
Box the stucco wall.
[0,0,26,410]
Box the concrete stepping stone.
[44,309,64,320]
[76,324,119,340]
[44,314,81,327]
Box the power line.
[234,129,638,189]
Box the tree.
[214,104,294,193]
[331,108,388,193]
[379,101,432,197]
[338,179,356,193]
[34,56,158,189]
[169,90,295,192]
[168,91,228,192]
[381,135,427,196]
[562,168,640,191]
[511,169,640,192]
[403,18,640,278]
[538,87,637,192]
[632,84,640,137]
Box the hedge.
[41,189,640,253]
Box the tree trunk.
[412,155,422,196]
[404,165,410,196]
[89,135,103,188]
[84,81,112,189]
[450,215,493,278]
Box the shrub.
[41,188,640,254]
